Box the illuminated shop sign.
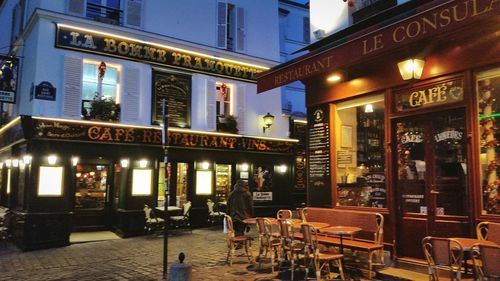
[395,78,464,112]
[55,25,265,82]
[31,117,296,153]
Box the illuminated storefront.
[258,0,500,260]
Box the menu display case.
[215,164,231,203]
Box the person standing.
[227,179,253,236]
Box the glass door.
[394,109,470,259]
[74,164,112,230]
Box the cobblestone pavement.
[0,227,382,281]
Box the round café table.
[320,226,362,254]
[292,221,330,231]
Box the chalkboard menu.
[307,104,331,207]
[152,71,191,127]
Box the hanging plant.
[83,93,120,122]
[217,115,238,134]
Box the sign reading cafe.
[55,25,264,82]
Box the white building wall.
[309,0,411,42]
[0,0,287,139]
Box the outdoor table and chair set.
[224,207,385,280]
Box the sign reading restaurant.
[31,117,296,153]
[55,25,265,83]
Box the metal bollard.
[169,253,192,281]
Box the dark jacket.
[227,180,253,222]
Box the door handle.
[430,190,440,195]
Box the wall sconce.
[241,163,249,172]
[0,162,3,169]
[12,159,19,167]
[313,29,326,40]
[201,161,210,170]
[23,155,32,165]
[121,159,129,168]
[278,164,287,173]
[139,159,148,168]
[19,160,25,169]
[263,112,275,133]
[71,157,79,166]
[47,155,57,165]
[397,58,425,80]
[5,159,11,168]
[364,104,374,113]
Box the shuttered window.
[122,67,140,122]
[63,56,83,118]
[303,17,310,43]
[125,0,142,27]
[235,84,246,133]
[206,80,216,130]
[67,0,86,16]
[216,1,228,49]
[235,7,245,52]
[217,1,244,52]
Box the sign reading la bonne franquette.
[55,25,264,83]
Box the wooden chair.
[224,215,253,266]
[277,218,304,280]
[143,204,164,234]
[256,217,282,273]
[422,236,464,281]
[297,208,307,222]
[477,221,500,244]
[170,201,191,231]
[277,209,293,219]
[301,223,345,281]
[207,199,225,225]
[471,243,500,281]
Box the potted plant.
[83,93,120,122]
[217,115,238,133]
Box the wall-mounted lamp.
[201,161,209,170]
[19,160,25,169]
[263,112,275,133]
[397,58,425,80]
[23,155,32,165]
[139,159,148,168]
[313,29,326,40]
[364,104,374,113]
[12,159,19,167]
[71,156,79,166]
[278,164,287,173]
[47,155,58,165]
[241,163,249,172]
[5,159,11,168]
[0,162,3,169]
[120,159,129,168]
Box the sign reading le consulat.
[55,25,263,82]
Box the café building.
[258,0,500,260]
[0,6,298,250]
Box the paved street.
[0,227,283,281]
[0,227,411,281]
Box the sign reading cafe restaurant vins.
[55,25,264,82]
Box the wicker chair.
[471,243,500,281]
[297,208,307,222]
[224,215,253,265]
[207,199,225,225]
[477,221,500,244]
[422,237,464,281]
[277,218,304,280]
[143,204,164,234]
[277,209,293,219]
[170,201,191,231]
[256,217,282,273]
[301,223,345,281]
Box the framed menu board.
[152,71,191,127]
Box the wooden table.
[320,226,362,254]
[292,221,330,230]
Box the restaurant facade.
[258,0,500,260]
[0,2,301,250]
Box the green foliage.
[83,93,120,121]
[217,115,238,134]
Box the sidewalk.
[0,227,414,281]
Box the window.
[217,1,245,52]
[87,0,122,25]
[303,17,310,43]
[477,67,500,216]
[82,61,120,116]
[216,82,232,117]
[335,94,386,208]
